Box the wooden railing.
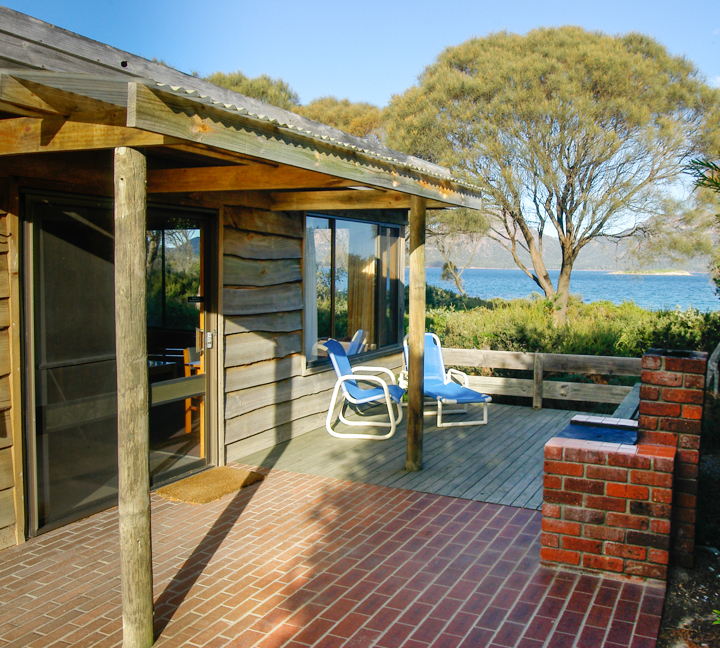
[442,348,642,409]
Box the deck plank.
[235,402,579,510]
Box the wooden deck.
[236,402,578,510]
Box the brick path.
[0,466,665,647]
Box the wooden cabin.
[0,7,484,548]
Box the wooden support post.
[407,196,426,471]
[114,147,154,648]
[533,353,543,410]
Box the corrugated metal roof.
[0,6,482,199]
[150,80,479,190]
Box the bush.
[417,290,720,357]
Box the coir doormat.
[155,466,264,505]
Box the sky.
[3,0,720,107]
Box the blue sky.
[4,0,719,106]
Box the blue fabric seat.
[324,339,404,440]
[402,333,491,427]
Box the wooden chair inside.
[183,347,205,454]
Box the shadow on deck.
[236,402,578,510]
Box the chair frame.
[401,333,490,428]
[324,340,403,440]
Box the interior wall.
[222,205,402,463]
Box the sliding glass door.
[25,193,214,534]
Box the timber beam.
[268,189,448,211]
[0,74,127,125]
[147,164,358,193]
[0,117,182,156]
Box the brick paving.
[0,466,665,647]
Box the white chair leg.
[436,400,489,428]
[326,384,400,440]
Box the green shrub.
[417,289,720,357]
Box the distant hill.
[425,234,710,273]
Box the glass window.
[304,215,401,362]
[146,220,202,331]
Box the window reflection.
[304,215,400,362]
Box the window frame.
[303,212,404,370]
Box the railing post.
[533,353,543,409]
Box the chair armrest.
[336,373,394,400]
[446,368,469,387]
[352,365,398,385]
[398,370,408,389]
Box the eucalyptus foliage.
[385,27,720,321]
[295,96,383,140]
[205,70,300,110]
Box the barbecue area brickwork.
[637,349,708,568]
[541,439,676,581]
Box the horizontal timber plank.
[0,254,9,299]
[225,355,303,393]
[466,375,631,404]
[444,348,535,370]
[0,410,11,450]
[224,311,302,335]
[0,487,14,529]
[466,376,534,398]
[543,353,641,376]
[224,331,301,368]
[225,355,401,418]
[223,284,302,316]
[224,390,332,444]
[543,380,631,404]
[0,300,7,329]
[226,411,327,463]
[223,256,301,287]
[224,205,304,238]
[0,377,9,409]
[0,447,12,490]
[0,331,8,376]
[444,348,641,376]
[225,371,334,419]
[223,228,302,260]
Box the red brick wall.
[542,438,675,581]
[638,350,708,568]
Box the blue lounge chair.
[324,339,405,439]
[402,333,491,427]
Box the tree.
[294,96,383,141]
[385,27,720,321]
[631,188,719,270]
[427,208,489,295]
[204,70,300,110]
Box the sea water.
[419,268,719,312]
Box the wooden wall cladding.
[0,193,17,548]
